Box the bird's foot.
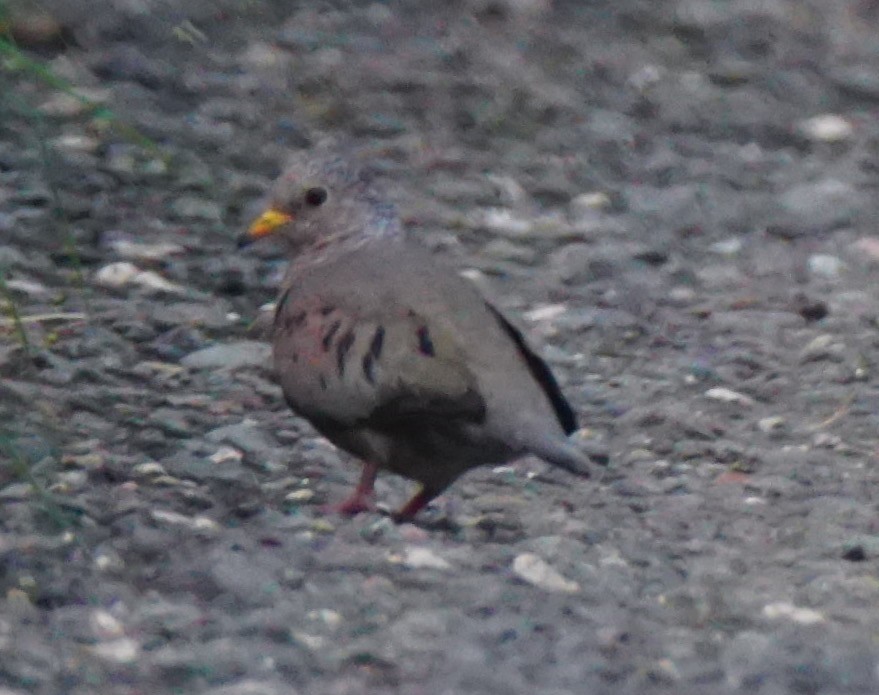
[391,488,437,523]
[320,493,375,516]
[320,462,379,516]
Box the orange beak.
[237,208,294,247]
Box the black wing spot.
[370,325,385,359]
[319,305,336,316]
[321,319,342,351]
[416,326,435,357]
[485,303,578,434]
[336,331,355,376]
[292,351,299,363]
[362,352,375,384]
[319,374,328,391]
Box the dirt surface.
[3,1,879,693]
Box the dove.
[239,149,600,521]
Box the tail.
[526,435,608,478]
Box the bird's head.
[238,150,396,252]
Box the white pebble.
[151,509,218,532]
[524,303,567,322]
[51,134,100,153]
[94,262,185,294]
[132,462,168,477]
[91,610,125,639]
[4,278,50,297]
[757,416,785,433]
[209,446,243,464]
[807,254,845,278]
[709,238,743,255]
[571,191,612,211]
[512,553,580,593]
[762,602,825,625]
[477,207,533,236]
[705,387,755,407]
[90,638,140,663]
[285,489,315,503]
[402,547,452,570]
[797,114,853,142]
[94,261,139,287]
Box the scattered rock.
[89,638,140,664]
[512,553,580,593]
[841,545,867,562]
[94,262,186,294]
[807,254,845,279]
[705,387,755,407]
[180,341,271,370]
[757,416,786,433]
[151,509,219,532]
[797,114,854,142]
[762,602,825,625]
[388,547,452,570]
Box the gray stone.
[180,341,271,369]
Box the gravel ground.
[3,1,879,693]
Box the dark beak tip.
[236,233,253,249]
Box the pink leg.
[321,462,379,516]
[392,487,439,523]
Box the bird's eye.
[304,187,328,207]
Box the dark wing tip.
[485,303,578,434]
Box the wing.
[483,303,578,434]
[272,287,486,432]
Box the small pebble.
[474,207,533,237]
[51,134,100,154]
[523,303,567,322]
[571,191,612,211]
[797,114,854,142]
[757,416,786,433]
[394,547,452,570]
[180,342,271,370]
[94,262,185,294]
[841,545,867,562]
[89,638,140,664]
[512,553,579,593]
[762,602,825,625]
[91,610,125,639]
[807,254,845,279]
[710,238,743,256]
[209,446,244,464]
[151,509,219,532]
[705,387,755,407]
[285,489,315,503]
